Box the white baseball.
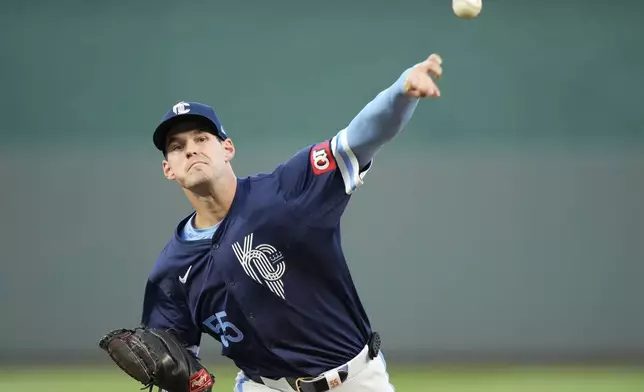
[452,0,482,19]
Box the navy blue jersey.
[141,138,373,379]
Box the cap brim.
[153,114,219,152]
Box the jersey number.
[203,311,244,348]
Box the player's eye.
[170,143,182,151]
[197,135,208,143]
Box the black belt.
[250,332,381,392]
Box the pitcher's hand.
[403,54,443,98]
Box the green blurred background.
[1,0,643,390]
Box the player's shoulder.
[238,143,318,193]
[148,213,197,282]
[236,169,280,194]
[281,141,331,170]
[273,141,336,179]
[247,143,315,177]
[148,245,181,284]
[233,169,289,210]
[244,140,343,202]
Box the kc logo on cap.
[172,101,191,115]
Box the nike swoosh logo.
[179,265,192,284]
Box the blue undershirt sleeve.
[330,68,420,194]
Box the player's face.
[161,129,235,191]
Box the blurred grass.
[0,364,643,392]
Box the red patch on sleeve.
[310,141,337,175]
[190,369,214,392]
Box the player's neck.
[186,174,238,229]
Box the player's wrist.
[396,68,418,99]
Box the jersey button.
[248,313,255,319]
[212,243,220,250]
[229,280,235,287]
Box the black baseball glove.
[99,327,215,392]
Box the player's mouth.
[188,161,207,170]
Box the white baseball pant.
[233,346,395,392]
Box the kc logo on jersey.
[310,141,337,175]
[232,233,287,300]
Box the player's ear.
[162,160,176,181]
[221,138,235,163]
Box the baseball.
[453,0,482,19]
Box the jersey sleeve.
[330,128,373,194]
[140,278,202,356]
[277,131,371,225]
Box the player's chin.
[181,173,212,191]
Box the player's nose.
[184,142,198,158]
